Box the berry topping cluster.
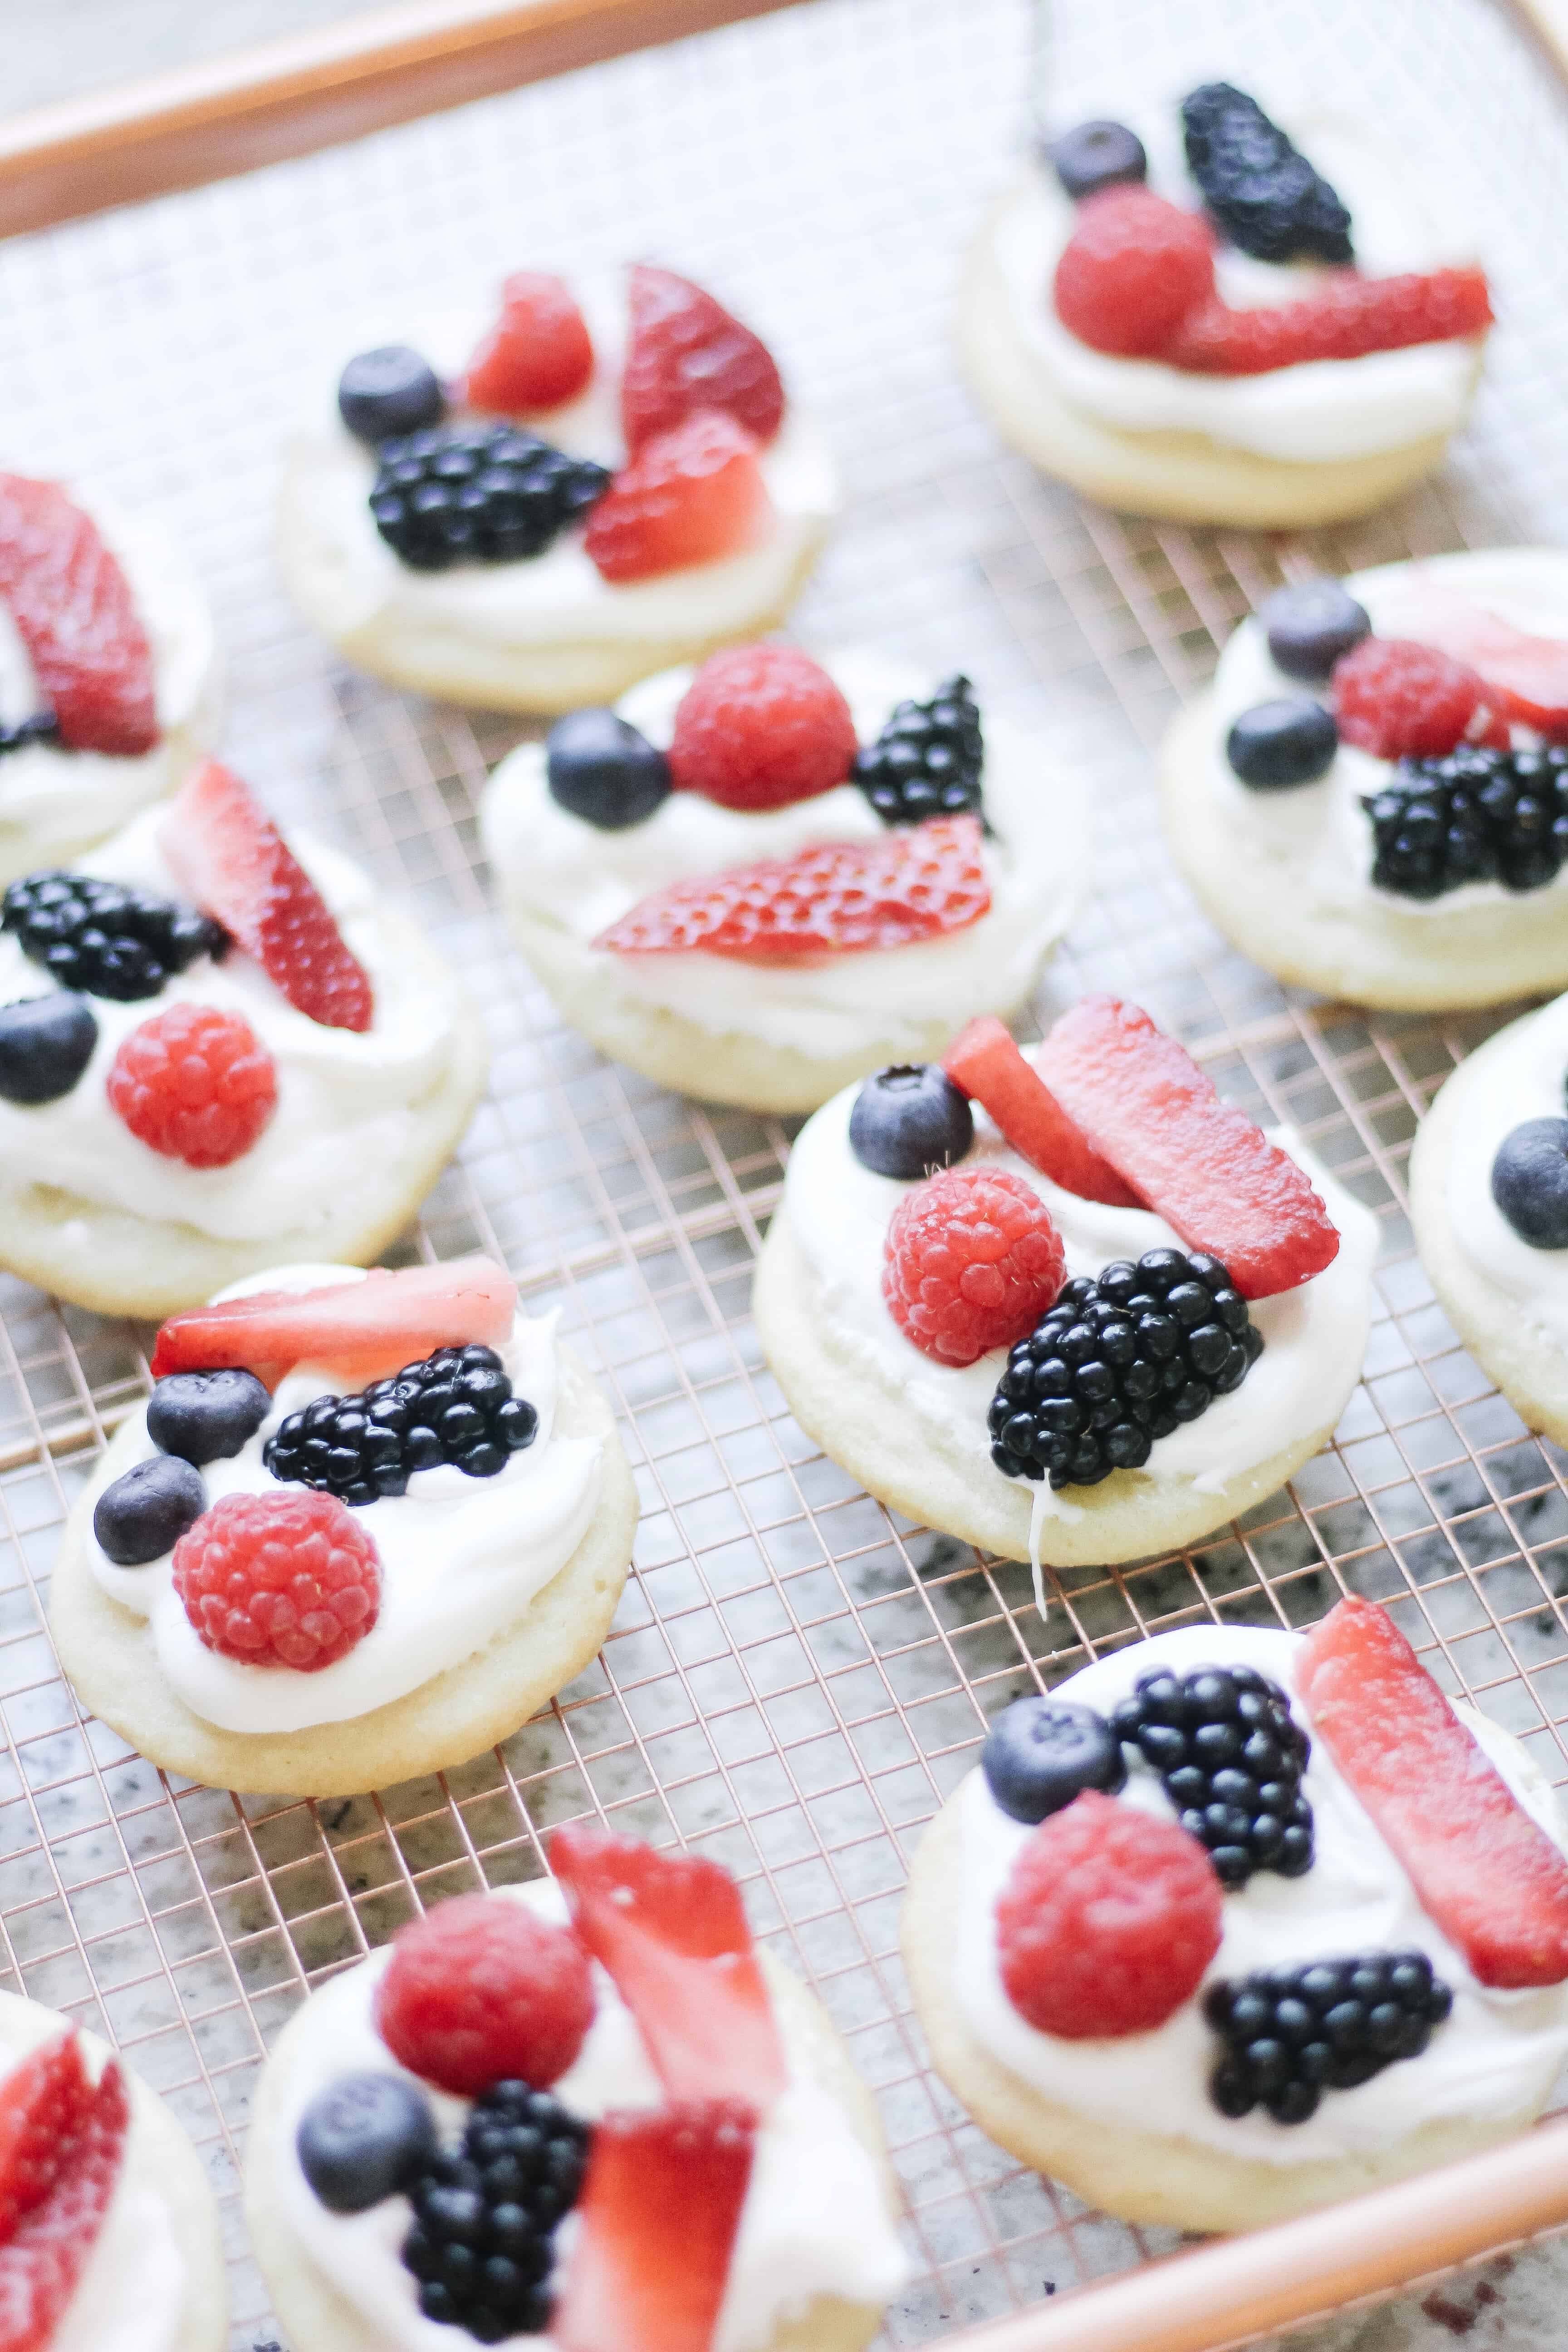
[853,676,985,826]
[1180,83,1352,266]
[263,1343,539,1505]
[370,426,612,572]
[1109,1664,1313,1887]
[1,870,227,1001]
[1205,1952,1452,2126]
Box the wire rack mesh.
[4,0,1568,2344]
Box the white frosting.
[953,1626,1568,2166]
[272,1882,908,2352]
[1000,112,1480,462]
[784,1073,1377,1519]
[53,2162,186,2352]
[1447,990,1568,1351]
[482,657,1088,1060]
[1208,549,1568,927]
[88,1265,602,1734]
[0,806,467,1242]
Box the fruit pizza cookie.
[0,1993,227,2349]
[959,83,1490,527]
[1163,551,1568,1008]
[903,1600,1568,2231]
[246,1830,908,2351]
[755,1000,1377,1566]
[0,471,219,886]
[278,265,836,713]
[52,1259,637,1796]
[0,757,487,1317]
[481,644,1087,1112]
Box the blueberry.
[545,709,672,830]
[1045,120,1147,201]
[297,2072,438,2214]
[1259,580,1371,682]
[0,993,97,1105]
[338,347,446,443]
[1227,698,1339,791]
[1491,1117,1568,1248]
[93,1455,206,1566]
[146,1367,272,1466]
[980,1695,1127,1824]
[848,1063,974,1180]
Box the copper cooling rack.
[6,0,1568,2345]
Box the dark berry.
[338,346,447,443]
[147,1367,272,1466]
[1260,581,1371,683]
[546,709,672,830]
[1045,120,1147,201]
[264,1343,537,1505]
[370,424,610,571]
[1227,699,1338,791]
[853,676,985,828]
[0,871,228,1002]
[1205,1949,1452,2124]
[402,2082,589,2340]
[1181,84,1353,265]
[0,993,97,1104]
[0,715,59,756]
[1110,1662,1313,1888]
[981,1694,1127,1824]
[93,1455,206,1566]
[1362,745,1568,901]
[297,2071,438,2213]
[1490,1118,1568,1249]
[848,1063,974,1180]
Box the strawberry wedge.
[944,1017,1141,1207]
[551,1825,785,2110]
[161,761,374,1033]
[1034,998,1338,1298]
[0,2037,89,2246]
[0,2044,127,2352]
[1386,602,1568,736]
[554,2101,755,2352]
[0,475,157,756]
[1299,1597,1568,1990]
[149,1256,517,1384]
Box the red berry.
[621,264,784,455]
[374,1892,596,2097]
[171,1489,381,1671]
[1299,1598,1568,1990]
[162,761,374,1034]
[1166,265,1492,375]
[1035,997,1340,1300]
[995,1790,1222,2039]
[150,1255,517,1385]
[668,645,857,812]
[463,271,595,413]
[0,475,157,756]
[943,1017,1140,1207]
[585,411,771,586]
[1381,603,1568,736]
[1333,635,1506,760]
[595,811,989,961]
[0,2048,127,2347]
[106,1003,277,1169]
[882,1164,1064,1369]
[1053,187,1215,358]
[555,2100,755,2352]
[0,2037,90,2249]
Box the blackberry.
[1205,1950,1453,2126]
[987,1249,1262,1490]
[1,871,228,1002]
[263,1344,538,1506]
[370,425,611,571]
[0,715,58,756]
[853,676,985,827]
[1362,745,1568,901]
[401,2081,590,2342]
[1109,1663,1312,1887]
[1181,84,1353,266]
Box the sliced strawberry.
[1381,603,1568,737]
[160,761,373,1033]
[1299,1597,1568,1991]
[1034,998,1339,1300]
[621,265,784,454]
[555,2100,754,2352]
[0,475,157,756]
[550,1825,784,2109]
[148,1256,517,1383]
[1164,265,1492,376]
[464,271,595,413]
[0,2052,127,2352]
[584,411,771,586]
[0,2038,89,2247]
[943,1018,1141,1208]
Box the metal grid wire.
[4,0,1568,2342]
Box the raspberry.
[171,1488,381,1670]
[1333,636,1504,761]
[0,475,157,756]
[621,264,784,453]
[595,811,990,961]
[584,411,770,586]
[668,645,857,812]
[1165,265,1493,375]
[374,1893,596,2097]
[995,1789,1223,2038]
[882,1164,1064,1368]
[464,271,594,413]
[1053,186,1215,358]
[106,1003,277,1168]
